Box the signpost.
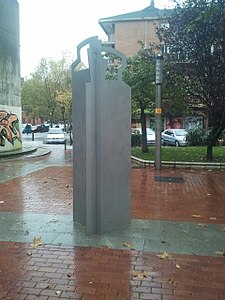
[155,54,163,170]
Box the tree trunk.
[206,144,213,161]
[140,108,148,153]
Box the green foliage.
[158,0,225,160]
[186,128,208,146]
[162,64,193,118]
[21,52,73,125]
[123,44,156,153]
[131,133,141,147]
[123,44,155,110]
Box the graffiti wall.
[0,0,22,153]
[0,109,22,152]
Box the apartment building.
[98,0,172,57]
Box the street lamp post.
[155,53,163,170]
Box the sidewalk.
[0,148,225,299]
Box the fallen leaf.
[0,201,4,204]
[49,219,59,223]
[215,251,225,256]
[100,245,109,250]
[132,271,148,279]
[55,290,62,297]
[206,193,211,196]
[123,242,134,248]
[66,184,69,188]
[165,278,177,286]
[197,223,208,227]
[192,214,201,218]
[157,252,171,259]
[43,181,48,184]
[67,272,73,278]
[175,264,181,269]
[209,217,216,220]
[31,237,43,249]
[26,251,32,256]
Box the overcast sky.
[17,0,174,78]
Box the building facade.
[99,0,171,57]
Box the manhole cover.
[155,176,184,183]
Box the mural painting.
[0,110,22,151]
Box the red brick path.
[0,242,225,300]
[1,166,225,299]
[1,166,225,224]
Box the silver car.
[161,129,188,147]
[133,128,155,145]
[45,128,65,144]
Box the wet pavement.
[0,139,225,299]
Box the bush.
[131,133,141,147]
[186,128,208,146]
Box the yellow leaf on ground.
[165,278,177,286]
[31,237,43,249]
[197,223,208,227]
[123,242,134,248]
[157,252,171,259]
[215,251,225,256]
[132,271,148,279]
[192,214,201,218]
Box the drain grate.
[155,176,184,183]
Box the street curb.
[131,156,225,170]
[0,146,51,159]
[0,146,37,158]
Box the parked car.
[22,124,32,134]
[161,129,188,147]
[32,124,49,133]
[45,128,65,144]
[133,128,155,145]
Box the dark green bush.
[186,128,208,146]
[131,133,141,147]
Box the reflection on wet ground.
[1,140,225,299]
[0,143,72,183]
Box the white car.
[45,128,65,144]
[161,129,188,147]
[133,128,155,145]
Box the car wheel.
[175,140,179,147]
[161,138,165,146]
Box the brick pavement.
[1,242,225,300]
[1,160,225,299]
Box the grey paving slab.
[0,212,224,257]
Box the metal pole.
[155,54,163,170]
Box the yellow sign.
[155,108,162,114]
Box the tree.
[158,0,225,161]
[123,44,156,153]
[21,52,73,127]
